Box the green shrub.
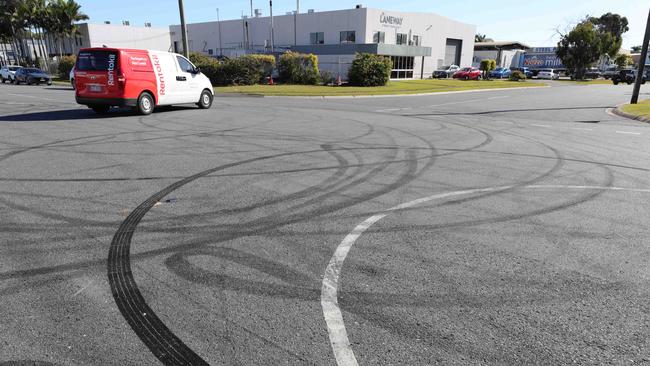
[58,55,76,78]
[347,53,392,86]
[509,70,526,81]
[278,51,320,85]
[479,59,496,79]
[242,54,276,78]
[190,53,276,86]
[188,52,215,66]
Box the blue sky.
[78,0,647,49]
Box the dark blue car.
[13,67,52,85]
[514,67,534,78]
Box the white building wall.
[171,7,475,80]
[86,24,171,51]
[364,8,475,78]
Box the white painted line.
[376,108,402,112]
[616,131,641,135]
[321,184,650,365]
[322,213,387,366]
[487,96,509,100]
[531,124,551,127]
[73,280,93,297]
[570,127,592,131]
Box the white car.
[0,65,21,83]
[537,69,560,80]
[69,66,75,89]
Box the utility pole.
[217,8,223,56]
[250,0,253,17]
[269,0,274,53]
[632,8,650,104]
[178,0,190,57]
[294,0,299,46]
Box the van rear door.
[75,50,121,99]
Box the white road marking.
[531,124,551,127]
[487,96,509,100]
[570,127,592,131]
[616,131,641,135]
[73,280,93,297]
[321,184,650,365]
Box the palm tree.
[49,0,87,57]
[14,0,40,66]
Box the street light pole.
[294,0,299,46]
[178,0,190,57]
[269,0,274,53]
[217,8,223,56]
[632,8,650,104]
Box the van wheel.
[197,89,213,109]
[137,92,154,115]
[91,105,110,114]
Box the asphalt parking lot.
[2,81,650,365]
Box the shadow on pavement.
[0,105,199,122]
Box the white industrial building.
[47,22,172,56]
[170,6,475,79]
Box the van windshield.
[76,50,118,71]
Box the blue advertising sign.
[520,50,565,69]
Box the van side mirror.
[192,67,201,74]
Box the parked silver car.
[0,65,21,83]
[432,65,460,78]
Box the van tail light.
[117,74,126,89]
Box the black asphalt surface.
[1,81,650,365]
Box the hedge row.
[189,52,394,87]
[189,52,275,86]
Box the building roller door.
[445,39,462,66]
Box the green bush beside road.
[278,51,320,85]
[509,70,526,81]
[348,53,392,86]
[189,52,276,86]
[58,55,76,78]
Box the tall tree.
[556,21,603,80]
[589,12,629,57]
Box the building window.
[388,56,414,79]
[373,31,385,44]
[340,31,355,44]
[412,35,421,46]
[396,33,408,45]
[310,32,324,45]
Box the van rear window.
[76,51,118,71]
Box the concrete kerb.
[612,102,650,124]
[214,85,550,99]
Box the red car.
[453,67,481,80]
